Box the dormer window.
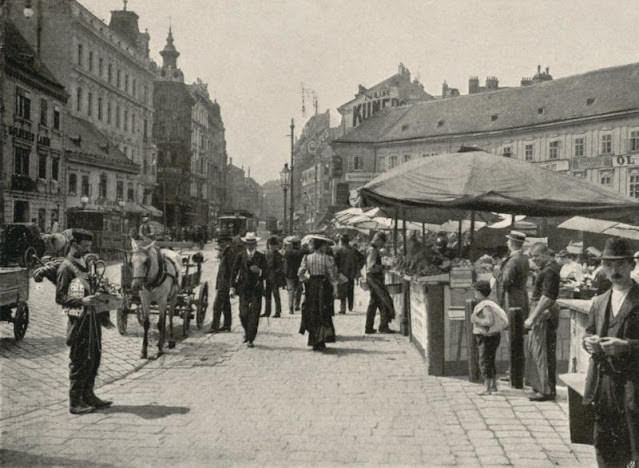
[437,120,444,127]
[586,97,596,106]
[491,114,498,121]
[538,107,545,115]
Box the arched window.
[99,173,107,198]
[68,173,77,195]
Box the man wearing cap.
[284,237,304,315]
[138,215,154,242]
[365,232,396,334]
[56,229,112,414]
[582,237,639,467]
[230,232,266,347]
[498,230,530,318]
[526,243,561,401]
[207,235,234,333]
[333,234,361,314]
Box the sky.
[83,0,639,184]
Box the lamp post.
[279,163,290,234]
[289,118,294,234]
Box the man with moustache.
[583,237,639,467]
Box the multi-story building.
[9,0,157,223]
[1,21,68,229]
[153,29,227,231]
[336,63,432,132]
[332,62,639,203]
[225,162,262,217]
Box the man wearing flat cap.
[56,229,112,414]
[582,237,639,467]
[498,230,530,318]
[230,232,266,347]
[333,234,361,314]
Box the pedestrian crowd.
[206,230,397,351]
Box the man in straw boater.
[230,232,266,348]
[582,237,639,467]
[207,234,234,333]
[55,229,112,414]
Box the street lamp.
[279,163,290,234]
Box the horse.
[129,240,182,359]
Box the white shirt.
[560,261,584,283]
[611,286,631,318]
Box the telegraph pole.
[289,118,294,234]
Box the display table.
[556,298,593,445]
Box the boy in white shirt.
[471,280,509,395]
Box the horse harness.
[134,248,178,290]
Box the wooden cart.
[0,267,30,340]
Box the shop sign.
[306,128,331,155]
[352,87,400,127]
[345,172,376,183]
[612,154,639,167]
[571,155,613,170]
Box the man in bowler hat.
[583,237,639,467]
[207,235,234,333]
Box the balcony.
[11,174,36,192]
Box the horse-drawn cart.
[117,250,209,336]
[0,267,30,340]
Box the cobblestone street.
[0,245,596,467]
[0,246,217,421]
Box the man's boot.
[69,379,94,415]
[84,377,112,409]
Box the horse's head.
[130,240,157,291]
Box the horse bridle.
[132,248,171,289]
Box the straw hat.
[241,232,260,244]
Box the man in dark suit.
[262,236,283,318]
[498,231,530,315]
[283,237,304,314]
[207,235,234,333]
[230,232,266,348]
[583,237,639,467]
[333,234,362,314]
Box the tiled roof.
[5,21,67,101]
[65,116,139,174]
[335,62,639,144]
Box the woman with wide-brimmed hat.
[297,235,338,351]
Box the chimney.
[109,6,141,50]
[545,66,549,74]
[442,81,449,97]
[468,76,480,94]
[486,76,499,90]
[537,64,541,73]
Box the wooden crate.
[0,267,29,306]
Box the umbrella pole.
[393,207,399,256]
[421,222,426,243]
[457,219,463,257]
[469,210,476,261]
[402,211,407,256]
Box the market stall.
[354,149,639,378]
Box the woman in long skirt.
[298,236,338,351]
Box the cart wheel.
[22,246,38,268]
[117,305,129,335]
[13,301,29,340]
[196,282,209,329]
[182,304,191,337]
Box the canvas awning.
[141,204,163,217]
[559,216,639,241]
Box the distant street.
[0,240,595,467]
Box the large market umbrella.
[357,150,639,217]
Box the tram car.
[217,210,256,237]
[66,208,126,259]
